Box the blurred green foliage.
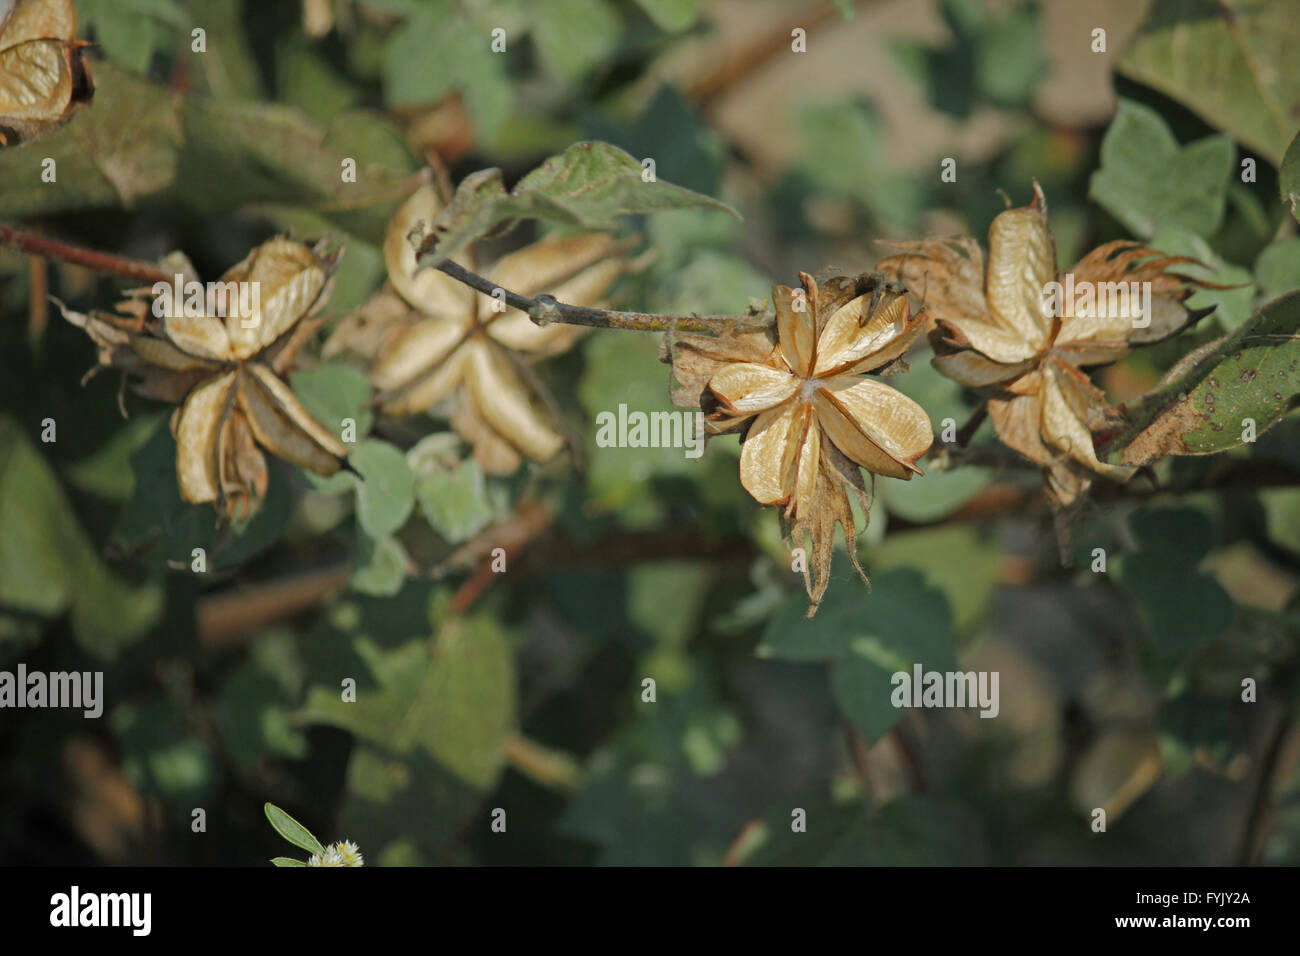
[1,0,1299,869]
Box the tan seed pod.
[671,272,933,616]
[62,238,345,519]
[878,181,1216,510]
[0,0,93,147]
[349,182,639,474]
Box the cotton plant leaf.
[414,141,738,270]
[1088,99,1234,240]
[1105,290,1300,464]
[0,61,418,243]
[1119,0,1300,166]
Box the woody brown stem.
[0,222,172,285]
[434,258,774,333]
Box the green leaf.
[111,418,290,573]
[759,568,958,741]
[1120,0,1300,165]
[1260,488,1300,554]
[632,0,702,32]
[383,2,513,139]
[415,460,495,544]
[416,141,738,270]
[741,794,987,866]
[0,62,418,244]
[889,0,1044,117]
[351,535,408,597]
[299,614,516,790]
[351,440,416,538]
[289,364,374,445]
[114,700,214,801]
[1117,508,1234,655]
[796,101,923,229]
[1148,227,1255,330]
[533,0,621,81]
[264,803,326,856]
[1280,129,1300,224]
[1089,99,1235,239]
[872,525,1001,635]
[78,0,185,72]
[1254,236,1300,300]
[64,412,163,501]
[1106,291,1300,464]
[0,416,162,657]
[270,857,306,867]
[578,331,708,526]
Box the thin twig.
[434,258,774,333]
[954,402,988,447]
[0,222,171,285]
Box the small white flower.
[307,841,363,867]
[337,840,364,867]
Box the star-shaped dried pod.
[671,273,932,616]
[331,183,638,475]
[877,182,1215,510]
[60,238,347,520]
[0,0,93,147]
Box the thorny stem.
[434,258,775,333]
[0,222,172,286]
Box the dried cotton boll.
[879,181,1216,512]
[0,0,94,147]
[353,183,640,474]
[671,272,933,616]
[60,238,347,520]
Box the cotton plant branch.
[0,222,171,286]
[433,257,775,333]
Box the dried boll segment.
[339,183,638,475]
[878,182,1213,510]
[672,272,932,616]
[60,238,346,520]
[0,0,93,147]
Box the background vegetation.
[2,0,1299,866]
